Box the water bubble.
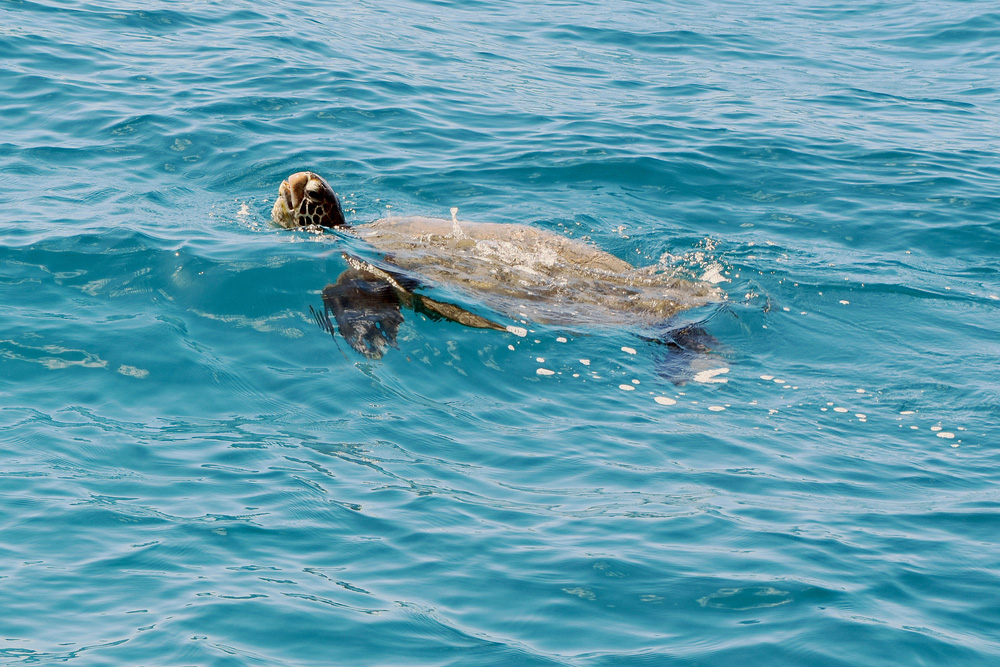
[693,367,729,384]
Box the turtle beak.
[284,171,310,210]
[272,171,311,227]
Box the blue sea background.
[2,0,999,664]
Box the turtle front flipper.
[316,253,508,358]
[340,252,507,332]
[410,293,507,331]
[319,268,404,359]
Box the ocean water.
[2,0,999,664]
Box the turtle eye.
[304,176,329,201]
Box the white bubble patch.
[693,367,729,384]
[701,264,728,284]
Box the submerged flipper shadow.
[314,268,404,359]
[313,253,507,359]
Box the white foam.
[117,365,149,379]
[936,431,955,439]
[693,367,729,384]
[701,264,728,284]
[654,396,677,406]
[619,384,635,391]
[833,407,848,413]
[450,207,466,239]
[708,405,726,412]
[580,359,591,366]
[506,326,528,337]
[621,346,637,355]
[760,375,774,381]
[536,368,555,376]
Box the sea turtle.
[271,171,722,359]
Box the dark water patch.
[882,11,1000,49]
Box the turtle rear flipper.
[645,324,723,385]
[320,269,404,359]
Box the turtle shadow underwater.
[270,171,728,381]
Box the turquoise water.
[2,0,999,664]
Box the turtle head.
[272,171,347,228]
